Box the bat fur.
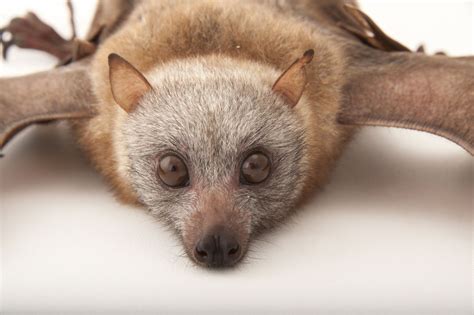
[0,0,472,267]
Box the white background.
[0,1,473,314]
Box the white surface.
[0,1,473,314]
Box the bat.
[0,0,472,268]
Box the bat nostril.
[195,242,209,260]
[228,244,240,256]
[196,248,207,258]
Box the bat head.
[108,52,314,268]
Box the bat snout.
[182,189,251,268]
[194,226,242,268]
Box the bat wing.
[336,5,474,155]
[0,60,96,150]
[0,0,140,151]
[339,53,474,155]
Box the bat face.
[115,57,308,268]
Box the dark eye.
[241,152,271,184]
[157,154,189,188]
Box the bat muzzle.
[194,225,242,268]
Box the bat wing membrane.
[0,0,140,151]
[0,60,96,150]
[336,5,474,155]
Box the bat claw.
[0,28,13,60]
[416,43,447,56]
[0,6,96,64]
[341,4,410,52]
[0,10,74,61]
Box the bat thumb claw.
[0,28,13,61]
[1,41,12,61]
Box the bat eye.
[158,154,189,188]
[241,152,271,185]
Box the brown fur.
[74,0,354,206]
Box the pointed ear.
[272,49,315,107]
[108,53,152,113]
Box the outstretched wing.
[339,52,474,155]
[0,0,140,151]
[334,5,474,155]
[0,60,96,150]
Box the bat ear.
[108,53,152,113]
[272,49,314,108]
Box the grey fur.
[120,56,307,244]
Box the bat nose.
[194,227,241,267]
